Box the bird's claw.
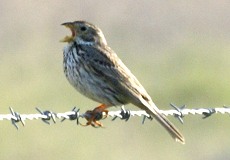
[81,105,108,127]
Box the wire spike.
[120,106,131,121]
[36,108,56,125]
[202,108,216,119]
[9,107,22,129]
[170,103,185,124]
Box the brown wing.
[80,44,152,107]
[80,44,185,143]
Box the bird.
[61,20,185,143]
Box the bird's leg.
[81,104,108,127]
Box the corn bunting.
[61,21,184,143]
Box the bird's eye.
[80,26,87,32]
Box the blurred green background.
[1,1,230,160]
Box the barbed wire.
[1,103,230,129]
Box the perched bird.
[61,20,185,143]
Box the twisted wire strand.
[1,104,230,129]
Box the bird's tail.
[145,102,185,144]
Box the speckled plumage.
[62,21,184,143]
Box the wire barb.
[0,104,229,129]
[170,103,186,124]
[112,106,131,121]
[202,108,216,119]
[36,108,56,125]
[61,107,80,124]
[9,107,25,129]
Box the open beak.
[60,22,76,43]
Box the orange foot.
[81,104,108,128]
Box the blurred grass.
[1,1,230,160]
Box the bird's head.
[61,21,107,46]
